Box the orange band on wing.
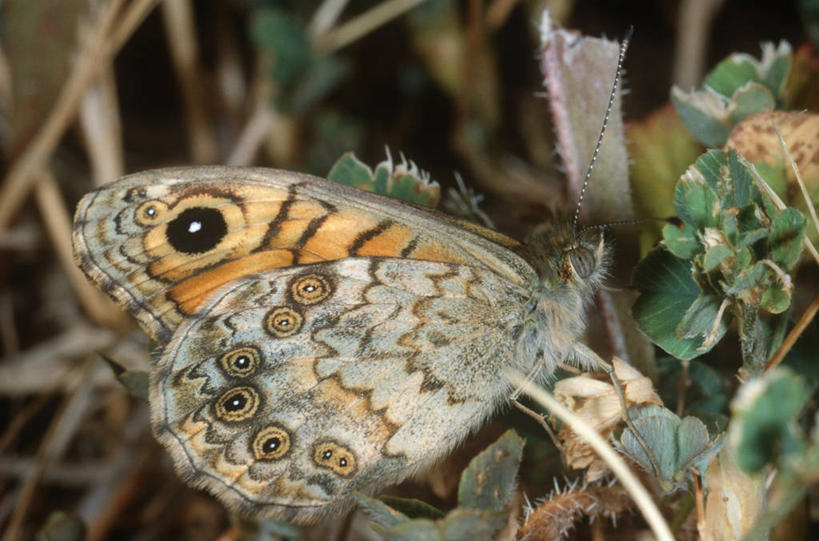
[169,249,305,314]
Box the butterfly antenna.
[571,25,634,234]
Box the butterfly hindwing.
[150,257,527,522]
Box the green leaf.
[760,282,792,314]
[372,518,440,541]
[731,368,810,473]
[759,41,793,103]
[702,245,732,272]
[251,9,310,89]
[379,496,445,520]
[632,247,706,360]
[457,429,524,510]
[615,405,723,493]
[355,493,410,528]
[663,223,700,259]
[728,150,759,208]
[705,54,764,97]
[724,261,766,295]
[98,354,149,401]
[674,174,719,230]
[656,358,730,427]
[737,228,770,249]
[671,87,732,147]
[732,82,775,123]
[36,511,86,541]
[769,208,806,270]
[288,56,350,113]
[371,509,508,541]
[327,151,440,206]
[327,152,374,190]
[676,294,729,351]
[627,106,702,254]
[439,509,509,540]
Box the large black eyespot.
[219,346,261,378]
[264,306,303,338]
[290,274,332,305]
[311,440,357,477]
[214,386,260,422]
[166,207,227,254]
[569,246,597,279]
[252,425,291,460]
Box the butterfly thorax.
[515,222,609,377]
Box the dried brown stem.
[315,0,427,53]
[517,485,633,540]
[161,0,219,163]
[673,0,725,88]
[79,66,124,186]
[765,292,819,372]
[33,170,126,329]
[2,359,95,541]
[511,398,562,452]
[0,0,159,229]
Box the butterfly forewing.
[72,166,535,343]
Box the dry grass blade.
[1,359,95,541]
[161,0,219,164]
[742,157,819,265]
[34,170,126,329]
[765,292,819,372]
[0,0,159,229]
[315,0,429,52]
[79,67,124,186]
[506,369,674,541]
[773,122,819,237]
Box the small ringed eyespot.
[213,386,260,422]
[264,306,303,338]
[135,200,168,226]
[219,346,261,378]
[252,425,291,460]
[312,441,356,477]
[290,274,332,305]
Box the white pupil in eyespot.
[146,207,156,216]
[188,221,202,233]
[305,285,315,292]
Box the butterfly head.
[525,222,609,294]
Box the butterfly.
[71,27,631,527]
[71,163,610,522]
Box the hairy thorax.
[514,222,610,378]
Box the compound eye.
[569,246,597,279]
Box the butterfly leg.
[572,344,662,480]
